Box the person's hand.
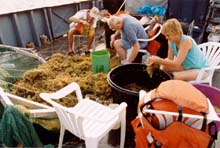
[80,20,89,26]
[120,59,129,65]
[146,55,159,65]
[125,59,131,64]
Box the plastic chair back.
[40,82,127,148]
[194,42,220,86]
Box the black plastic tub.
[107,63,171,144]
[108,63,171,119]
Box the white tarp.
[0,0,90,15]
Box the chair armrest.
[139,49,148,53]
[144,25,151,31]
[195,65,220,81]
[114,102,127,114]
[200,65,220,71]
[69,102,127,123]
[40,82,83,102]
[69,108,118,123]
[137,24,162,42]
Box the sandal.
[68,51,75,55]
[85,51,90,56]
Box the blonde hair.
[161,18,183,36]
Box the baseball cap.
[89,7,100,18]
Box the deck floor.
[36,30,220,89]
[35,30,220,148]
[35,29,127,148]
[36,24,106,59]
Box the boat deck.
[30,28,220,147]
[35,29,126,148]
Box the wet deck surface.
[36,24,106,59]
[36,35,68,59]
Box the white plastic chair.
[39,82,127,148]
[137,23,163,48]
[194,42,220,86]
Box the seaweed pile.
[146,63,160,78]
[12,53,121,107]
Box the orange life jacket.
[75,10,94,35]
[145,24,161,55]
[132,115,211,148]
[132,80,215,148]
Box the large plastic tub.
[107,63,171,120]
[107,63,171,144]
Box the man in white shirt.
[68,7,99,55]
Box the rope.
[116,0,128,14]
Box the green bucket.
[91,50,110,73]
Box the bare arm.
[69,16,81,23]
[147,38,192,67]
[69,10,90,26]
[110,31,120,48]
[111,30,120,39]
[69,16,89,25]
[167,41,174,60]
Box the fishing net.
[0,45,45,92]
[0,46,59,146]
[0,105,43,147]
